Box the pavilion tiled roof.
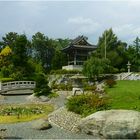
[62,35,97,52]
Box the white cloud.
[67,17,101,35]
[113,24,140,43]
[68,17,94,25]
[127,0,140,7]
[113,24,140,36]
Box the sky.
[0,0,140,45]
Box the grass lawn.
[0,104,53,123]
[106,80,140,111]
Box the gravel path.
[0,95,30,104]
[0,120,95,139]
[0,92,96,139]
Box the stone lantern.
[70,74,86,96]
[127,61,131,73]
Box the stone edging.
[48,107,81,133]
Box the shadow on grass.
[4,136,22,139]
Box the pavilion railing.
[68,61,84,65]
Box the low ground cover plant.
[0,104,53,123]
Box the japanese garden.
[0,29,140,139]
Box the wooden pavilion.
[62,35,97,70]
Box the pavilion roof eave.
[62,44,97,52]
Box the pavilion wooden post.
[67,54,69,65]
[74,50,77,65]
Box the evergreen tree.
[96,28,127,72]
[127,37,140,71]
[32,32,55,72]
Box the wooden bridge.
[0,81,36,95]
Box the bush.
[106,79,117,88]
[112,68,119,73]
[10,71,23,81]
[120,68,126,73]
[34,73,51,97]
[50,69,82,75]
[47,92,59,98]
[66,94,109,117]
[51,83,72,91]
[84,85,96,91]
[1,65,14,77]
[0,77,13,83]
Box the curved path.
[0,120,94,139]
[0,92,95,139]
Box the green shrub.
[10,71,23,81]
[51,83,72,91]
[50,69,82,74]
[34,73,51,97]
[48,92,59,98]
[0,77,13,83]
[112,67,119,73]
[66,94,109,117]
[84,85,96,91]
[106,79,117,88]
[120,68,126,72]
[1,65,14,77]
[58,83,66,90]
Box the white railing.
[1,81,36,92]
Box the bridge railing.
[1,81,36,92]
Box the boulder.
[32,118,52,130]
[27,94,50,102]
[77,110,140,139]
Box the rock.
[40,96,50,102]
[77,110,140,139]
[32,118,52,130]
[27,94,50,102]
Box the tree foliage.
[126,37,140,71]
[0,30,140,82]
[32,32,55,72]
[0,46,12,67]
[83,57,110,80]
[34,73,51,96]
[0,32,18,49]
[96,28,127,71]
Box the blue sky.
[0,0,140,45]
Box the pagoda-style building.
[62,35,97,71]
